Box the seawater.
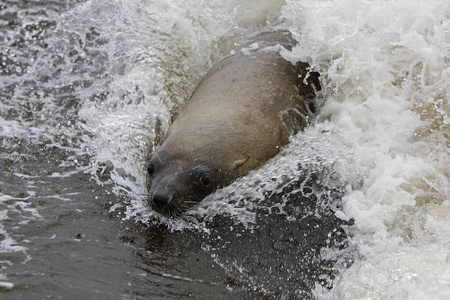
[0,0,448,299]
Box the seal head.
[147,148,249,216]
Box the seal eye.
[199,172,212,186]
[147,162,155,176]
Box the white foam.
[0,210,28,255]
[0,280,14,290]
[282,0,450,298]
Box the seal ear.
[232,156,250,170]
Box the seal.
[146,31,320,216]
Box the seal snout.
[151,192,172,210]
[148,172,182,215]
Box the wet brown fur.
[147,31,320,213]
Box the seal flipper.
[232,156,250,170]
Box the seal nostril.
[152,193,169,210]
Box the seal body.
[147,31,320,215]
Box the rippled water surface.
[1,0,449,299]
